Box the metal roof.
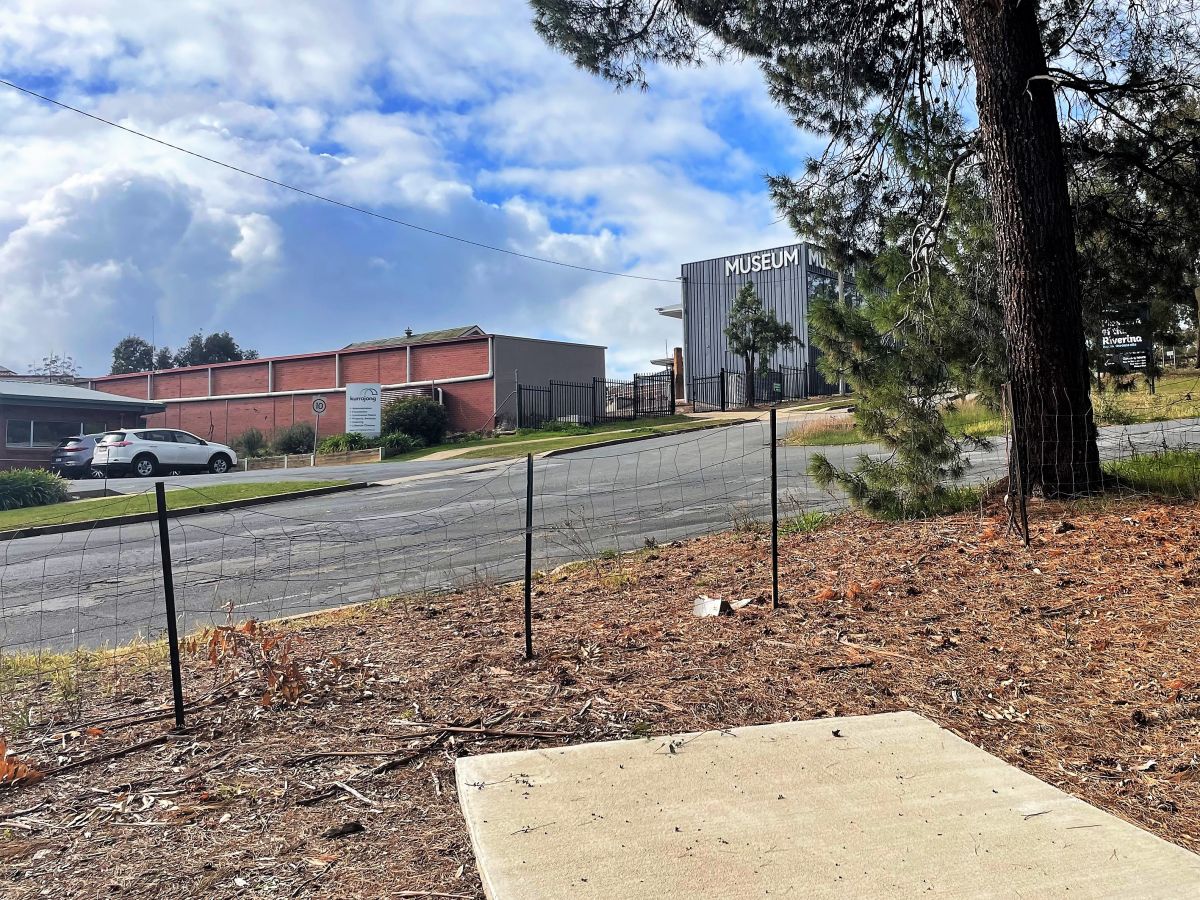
[0,380,166,412]
[343,325,486,350]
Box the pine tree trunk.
[955,0,1102,496]
[745,352,756,407]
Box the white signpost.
[345,383,382,437]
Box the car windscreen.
[98,432,127,443]
[55,437,85,448]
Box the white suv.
[93,429,239,478]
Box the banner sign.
[1101,309,1151,372]
[345,383,382,436]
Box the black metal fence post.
[1002,383,1030,547]
[154,481,186,729]
[719,367,727,411]
[668,368,676,415]
[770,408,779,610]
[516,384,523,429]
[632,374,640,419]
[523,453,534,660]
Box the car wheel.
[209,454,232,474]
[88,467,105,479]
[132,454,157,478]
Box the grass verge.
[1103,449,1200,499]
[0,480,348,532]
[785,399,1005,447]
[453,419,741,460]
[1094,370,1200,425]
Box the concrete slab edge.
[0,481,372,542]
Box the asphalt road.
[3,417,1196,652]
[65,456,492,494]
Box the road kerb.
[0,481,372,542]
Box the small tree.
[110,336,155,374]
[153,347,173,370]
[723,281,798,407]
[173,331,258,367]
[29,353,79,380]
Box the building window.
[4,420,106,448]
[32,421,86,447]
[5,420,31,447]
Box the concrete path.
[456,712,1200,899]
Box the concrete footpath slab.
[456,711,1200,899]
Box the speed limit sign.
[312,396,327,415]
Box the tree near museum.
[723,281,798,408]
[532,0,1199,496]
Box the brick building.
[87,327,605,445]
[1,381,164,470]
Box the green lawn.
[454,418,741,460]
[1103,450,1200,499]
[1093,370,1200,425]
[0,480,347,532]
[784,399,1005,447]
[383,416,732,461]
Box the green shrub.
[0,469,71,511]
[317,432,372,454]
[272,423,316,455]
[780,511,830,534]
[231,427,267,457]
[1094,395,1138,426]
[380,431,425,455]
[382,397,449,445]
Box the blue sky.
[0,1,819,376]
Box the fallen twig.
[288,725,568,767]
[3,734,175,788]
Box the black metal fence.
[691,365,812,411]
[517,371,675,428]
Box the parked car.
[50,434,105,478]
[93,429,239,478]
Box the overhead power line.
[0,78,683,284]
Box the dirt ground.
[1,498,1199,898]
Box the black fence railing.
[516,371,675,428]
[690,365,812,411]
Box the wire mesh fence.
[2,378,1199,750]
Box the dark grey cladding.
[679,242,840,396]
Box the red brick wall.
[213,362,268,396]
[441,380,495,432]
[94,374,149,400]
[411,341,489,382]
[88,337,495,445]
[275,357,336,392]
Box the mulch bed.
[1,498,1199,898]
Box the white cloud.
[0,0,809,376]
